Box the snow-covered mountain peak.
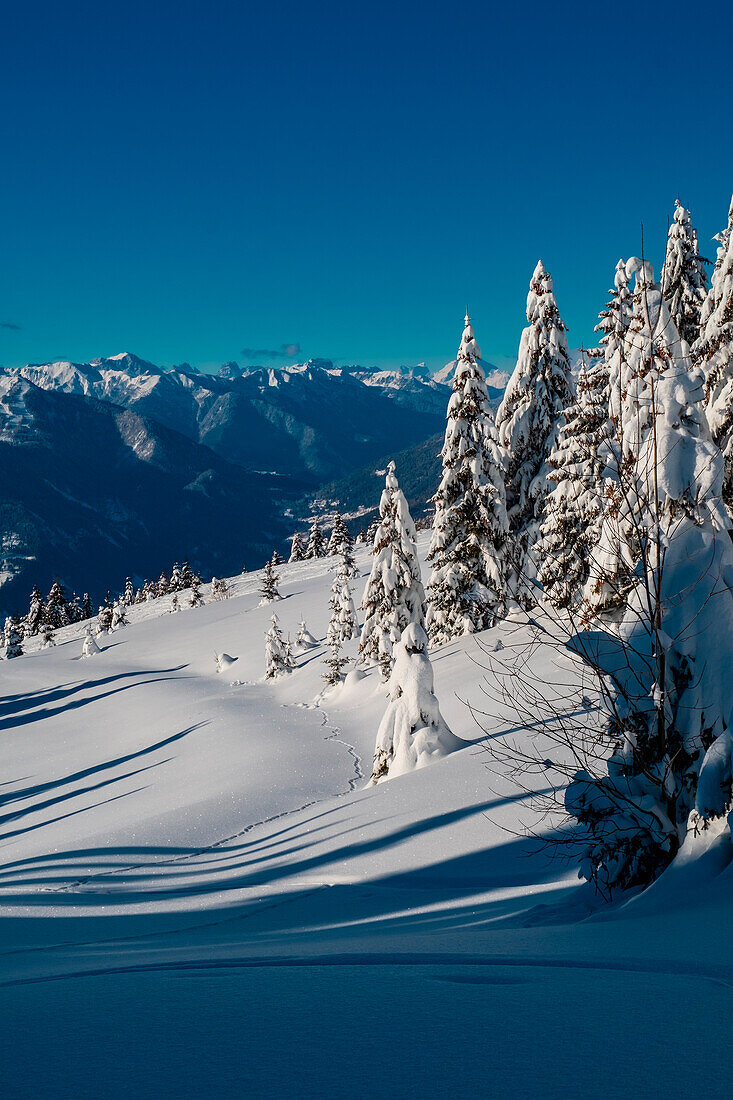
[433,356,509,391]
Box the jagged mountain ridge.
[0,374,304,612]
[0,351,509,610]
[10,353,459,482]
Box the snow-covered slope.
[1,537,731,1097]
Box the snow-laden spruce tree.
[306,518,326,559]
[45,580,69,629]
[82,625,100,658]
[323,617,350,686]
[67,595,84,623]
[123,578,135,607]
[97,603,113,635]
[259,557,281,603]
[81,593,93,619]
[584,257,681,618]
[581,261,634,617]
[697,194,733,518]
[328,512,350,555]
[295,619,318,650]
[4,617,23,658]
[536,352,609,609]
[41,621,55,648]
[496,261,574,598]
[598,259,633,435]
[264,614,290,679]
[661,199,709,349]
[25,586,44,637]
[329,512,356,576]
[157,571,169,597]
[426,312,510,643]
[189,572,204,607]
[565,260,733,894]
[487,260,733,897]
[329,554,358,643]
[210,576,230,600]
[289,530,307,563]
[112,599,128,629]
[368,623,464,784]
[359,461,426,679]
[169,563,182,592]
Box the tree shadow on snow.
[0,666,190,733]
[0,790,572,930]
[0,723,207,843]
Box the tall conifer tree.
[661,199,709,348]
[496,261,574,597]
[426,312,509,643]
[359,462,425,679]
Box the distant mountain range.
[0,352,509,611]
[12,353,456,482]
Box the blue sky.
[1,0,731,374]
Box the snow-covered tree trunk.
[368,624,464,784]
[496,262,574,601]
[359,461,426,679]
[426,312,510,644]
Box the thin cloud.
[1,321,21,331]
[241,342,301,360]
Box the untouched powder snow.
[1,537,732,1098]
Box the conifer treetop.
[661,199,709,348]
[457,310,481,363]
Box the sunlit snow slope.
[1,536,732,1099]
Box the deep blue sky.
[1,0,731,374]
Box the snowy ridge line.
[18,552,350,658]
[47,701,363,895]
[2,950,733,990]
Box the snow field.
[1,537,732,1097]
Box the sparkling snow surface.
[1,536,732,1098]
